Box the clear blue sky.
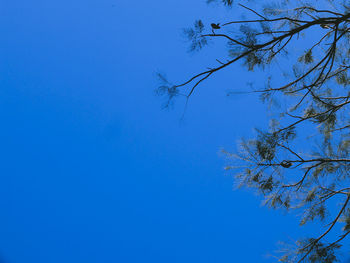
[0,0,322,262]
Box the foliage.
[157,0,350,262]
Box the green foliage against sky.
[159,0,350,262]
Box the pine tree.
[157,1,350,262]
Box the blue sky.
[0,0,328,262]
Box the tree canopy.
[157,0,350,262]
